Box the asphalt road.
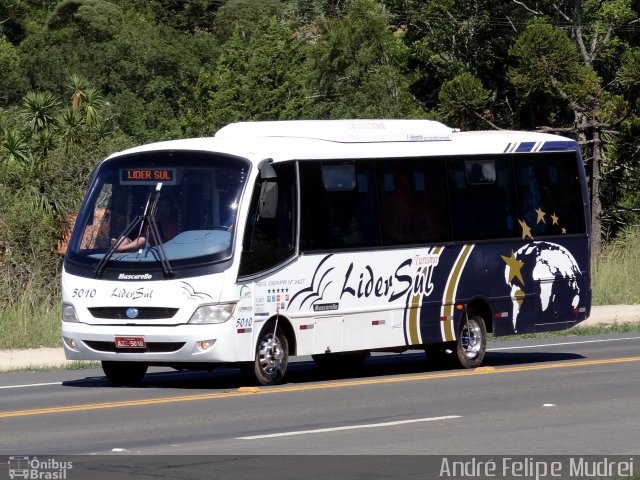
[0,333,639,479]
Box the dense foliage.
[1,0,639,313]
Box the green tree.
[181,19,310,135]
[401,0,524,121]
[213,0,286,43]
[17,4,217,142]
[243,19,311,121]
[601,47,640,234]
[508,0,639,252]
[438,72,493,130]
[288,0,350,22]
[47,0,124,41]
[98,19,218,141]
[0,35,27,106]
[0,0,30,43]
[142,0,222,34]
[307,0,420,119]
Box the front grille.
[89,307,179,320]
[85,341,186,353]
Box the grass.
[592,227,640,305]
[491,321,640,342]
[0,361,100,374]
[0,300,61,350]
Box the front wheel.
[102,361,148,386]
[242,327,289,386]
[454,310,487,369]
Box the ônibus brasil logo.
[8,456,72,480]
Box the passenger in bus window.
[155,196,179,241]
[112,196,178,251]
[114,235,147,252]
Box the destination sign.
[120,168,176,185]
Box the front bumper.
[61,321,240,363]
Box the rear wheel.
[242,327,289,386]
[102,361,148,386]
[454,310,486,368]
[425,310,487,369]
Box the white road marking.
[488,336,640,352]
[237,415,461,440]
[0,381,61,390]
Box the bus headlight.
[188,303,236,324]
[62,303,79,323]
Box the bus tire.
[102,361,148,386]
[243,327,289,386]
[312,351,370,371]
[454,310,486,369]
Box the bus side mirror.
[258,159,277,180]
[258,181,278,219]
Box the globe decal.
[503,241,582,331]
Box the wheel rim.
[257,334,286,378]
[461,318,482,359]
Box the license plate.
[115,336,146,349]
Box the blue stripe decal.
[503,143,513,153]
[539,141,578,152]
[515,142,536,152]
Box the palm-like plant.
[21,91,60,133]
[33,128,59,157]
[69,74,90,111]
[83,86,106,129]
[1,128,28,163]
[17,153,59,216]
[68,75,107,130]
[57,108,84,148]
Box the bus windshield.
[66,150,249,271]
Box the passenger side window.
[300,160,379,251]
[238,162,296,277]
[515,153,586,235]
[448,157,517,241]
[377,158,450,245]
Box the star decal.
[501,250,525,285]
[550,213,559,225]
[518,219,533,240]
[535,207,546,224]
[561,227,567,234]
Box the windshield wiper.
[94,213,144,278]
[94,183,174,278]
[145,213,174,278]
